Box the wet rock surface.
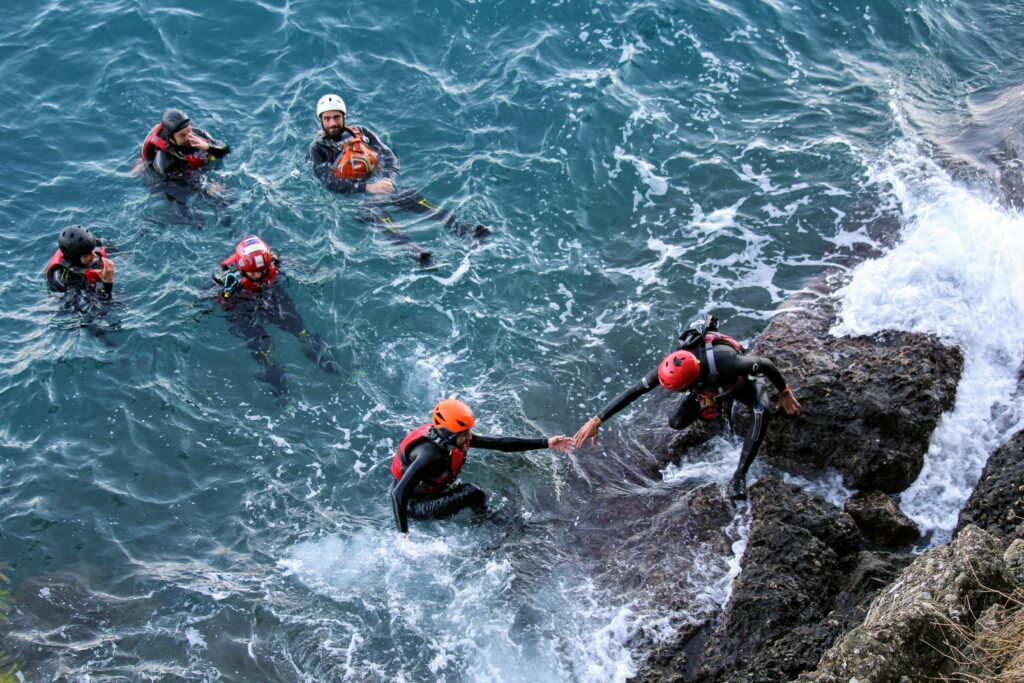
[844,489,920,547]
[753,283,962,492]
[956,428,1024,541]
[695,478,909,683]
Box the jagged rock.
[844,490,920,547]
[795,525,1012,683]
[1004,539,1024,586]
[956,428,1024,540]
[696,478,864,682]
[753,290,962,492]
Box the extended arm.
[469,434,549,452]
[574,368,660,446]
[732,354,787,391]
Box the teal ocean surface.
[2,1,1024,680]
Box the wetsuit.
[147,127,231,178]
[391,428,548,533]
[214,260,338,395]
[308,127,487,248]
[45,248,113,298]
[44,246,116,346]
[598,343,788,497]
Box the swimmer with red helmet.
[391,399,575,538]
[573,317,800,500]
[307,93,489,264]
[214,235,341,396]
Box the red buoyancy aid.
[44,246,108,284]
[332,128,379,180]
[694,333,746,418]
[219,252,279,292]
[391,424,468,493]
[141,123,208,170]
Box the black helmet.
[161,108,191,135]
[58,225,97,262]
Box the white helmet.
[316,93,347,118]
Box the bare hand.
[187,133,210,151]
[777,386,801,416]
[573,417,601,448]
[547,435,576,453]
[366,178,394,194]
[100,258,115,284]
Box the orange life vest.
[332,128,379,180]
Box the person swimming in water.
[213,235,341,396]
[307,93,489,264]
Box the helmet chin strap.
[427,426,458,452]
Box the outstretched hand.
[547,435,576,453]
[777,386,801,416]
[573,416,601,448]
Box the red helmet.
[658,350,700,391]
[235,236,273,274]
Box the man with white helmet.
[308,93,489,263]
[308,94,399,195]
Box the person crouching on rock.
[573,317,801,500]
[213,235,340,396]
[391,399,575,540]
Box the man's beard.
[323,124,343,140]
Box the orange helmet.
[432,399,475,432]
[658,350,700,391]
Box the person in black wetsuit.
[45,225,115,296]
[139,108,234,223]
[213,235,340,396]
[43,225,117,345]
[390,399,575,539]
[573,318,801,500]
[142,108,231,178]
[307,93,489,263]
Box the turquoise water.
[2,1,1024,680]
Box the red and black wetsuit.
[390,426,548,533]
[44,246,112,298]
[145,126,230,178]
[596,342,789,492]
[213,256,338,396]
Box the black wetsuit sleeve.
[358,126,399,180]
[390,441,445,533]
[194,128,230,158]
[470,434,548,452]
[732,354,788,391]
[308,139,367,194]
[596,367,660,422]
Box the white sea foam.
[283,530,644,682]
[833,131,1024,540]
